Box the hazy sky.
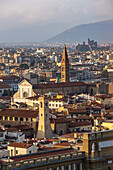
[0,0,113,30]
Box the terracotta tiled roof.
[10,148,75,162]
[76,116,91,120]
[0,108,38,118]
[33,81,87,89]
[0,96,11,100]
[105,109,113,113]
[95,94,111,99]
[0,82,10,89]
[92,113,101,117]
[68,108,87,114]
[27,95,40,100]
[7,127,19,132]
[68,121,92,128]
[12,125,34,130]
[90,101,105,108]
[59,132,76,138]
[0,75,19,80]
[52,142,71,147]
[50,97,68,102]
[8,142,32,149]
[104,113,113,118]
[50,118,68,124]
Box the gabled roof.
[18,79,32,86]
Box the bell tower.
[37,96,53,139]
[61,44,69,83]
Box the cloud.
[0,0,112,30]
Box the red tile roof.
[10,148,75,162]
[52,142,71,147]
[8,142,32,149]
[33,81,87,89]
[50,118,69,124]
[76,116,91,120]
[68,108,87,114]
[0,82,11,89]
[0,108,38,118]
[0,75,19,80]
[68,121,92,128]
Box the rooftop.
[0,108,38,118]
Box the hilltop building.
[76,38,97,52]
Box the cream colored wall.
[8,145,36,156]
[101,122,113,130]
[69,125,92,132]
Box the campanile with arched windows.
[37,96,53,139]
[61,44,69,83]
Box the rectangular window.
[62,75,64,78]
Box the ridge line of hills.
[46,20,113,44]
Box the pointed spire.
[61,44,69,63]
[61,44,69,83]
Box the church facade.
[12,79,97,104]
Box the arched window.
[45,102,48,107]
[23,92,28,97]
[40,102,43,108]
[62,67,64,71]
[91,88,93,95]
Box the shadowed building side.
[61,45,69,83]
[37,96,53,139]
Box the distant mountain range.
[46,20,113,44]
[0,20,113,44]
[0,22,71,43]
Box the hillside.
[46,20,113,44]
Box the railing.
[2,151,85,170]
